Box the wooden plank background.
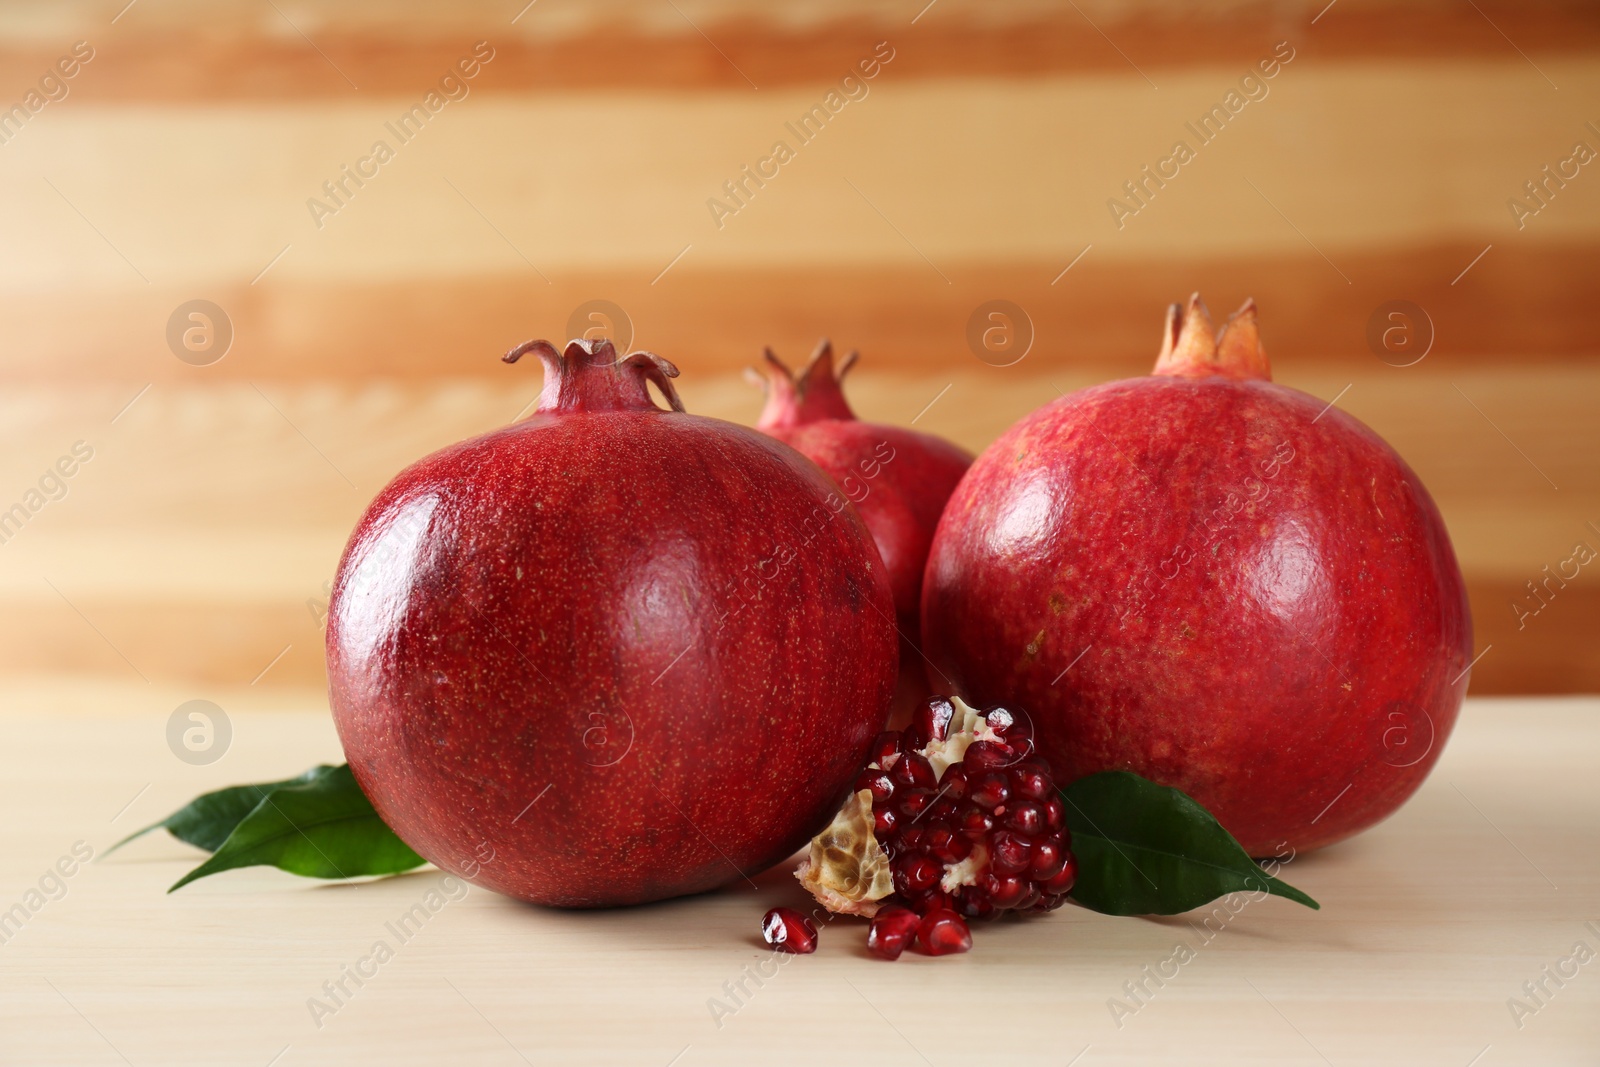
[0,0,1595,697]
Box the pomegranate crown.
[504,337,685,416]
[1152,294,1271,382]
[747,338,860,430]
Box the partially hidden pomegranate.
[795,696,1075,956]
[327,338,899,907]
[922,297,1472,856]
[751,341,973,716]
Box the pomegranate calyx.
[506,337,686,417]
[1152,294,1271,382]
[750,338,859,430]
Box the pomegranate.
[922,297,1472,856]
[750,341,973,716]
[327,338,899,907]
[795,696,1075,955]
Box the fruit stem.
[748,339,860,429]
[505,338,686,416]
[1151,294,1272,382]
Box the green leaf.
[1063,771,1319,915]
[168,764,426,892]
[108,766,334,855]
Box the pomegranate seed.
[761,907,817,954]
[1041,853,1077,895]
[1033,893,1067,913]
[899,887,951,914]
[894,854,940,894]
[940,766,969,799]
[927,826,971,864]
[990,830,1032,875]
[969,772,1010,810]
[1029,839,1067,881]
[1003,801,1045,835]
[899,792,933,819]
[856,770,894,801]
[873,804,898,835]
[890,751,937,790]
[867,906,920,960]
[869,731,902,765]
[914,697,955,743]
[1044,795,1066,831]
[917,910,972,955]
[985,874,1027,908]
[963,741,1011,771]
[984,706,1017,735]
[1010,767,1051,801]
[958,894,996,920]
[959,809,994,837]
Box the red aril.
[327,338,899,907]
[751,342,973,718]
[922,297,1472,855]
[866,905,921,960]
[917,910,972,955]
[762,907,819,954]
[795,696,1075,956]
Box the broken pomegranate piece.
[794,696,1075,957]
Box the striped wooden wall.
[0,0,1595,702]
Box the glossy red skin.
[922,375,1472,855]
[328,401,898,907]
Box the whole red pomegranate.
[922,297,1472,855]
[751,341,972,714]
[327,338,898,907]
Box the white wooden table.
[2,691,1596,1065]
